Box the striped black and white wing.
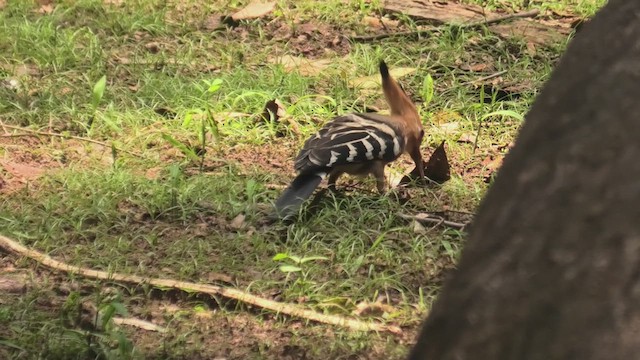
[294,113,406,173]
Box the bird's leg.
[371,163,387,194]
[327,171,344,192]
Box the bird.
[272,60,425,220]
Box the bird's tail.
[272,172,326,220]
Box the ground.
[0,0,605,359]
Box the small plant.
[86,74,106,133]
[163,78,224,170]
[273,253,329,273]
[273,253,329,294]
[473,109,524,152]
[420,73,435,109]
[168,163,183,211]
[65,291,136,360]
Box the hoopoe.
[273,60,425,219]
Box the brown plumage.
[272,60,425,219]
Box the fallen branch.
[0,234,400,334]
[463,9,540,28]
[112,317,167,332]
[350,28,438,42]
[351,9,539,43]
[461,70,508,86]
[398,213,469,231]
[83,301,167,333]
[0,124,144,158]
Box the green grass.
[0,0,605,359]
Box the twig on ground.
[398,213,469,231]
[83,301,167,332]
[0,124,144,158]
[350,9,539,43]
[0,234,401,334]
[461,70,508,86]
[112,317,167,332]
[0,119,8,135]
[440,209,475,216]
[464,9,540,28]
[350,28,438,42]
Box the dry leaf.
[230,213,246,230]
[349,67,416,89]
[145,42,160,53]
[362,16,383,28]
[37,3,54,14]
[424,140,451,184]
[154,107,176,119]
[526,41,537,57]
[412,220,428,234]
[231,1,276,21]
[438,122,460,132]
[203,14,223,31]
[361,16,399,29]
[261,99,286,123]
[460,63,489,72]
[145,167,162,180]
[482,155,503,171]
[272,55,331,76]
[387,166,406,188]
[206,272,234,284]
[279,117,301,136]
[217,112,250,119]
[399,141,451,186]
[160,304,182,313]
[457,133,476,144]
[432,110,463,124]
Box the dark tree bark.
[409,1,640,359]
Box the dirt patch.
[261,19,351,58]
[0,135,118,194]
[0,137,56,194]
[219,138,297,179]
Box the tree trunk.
[409,1,640,359]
